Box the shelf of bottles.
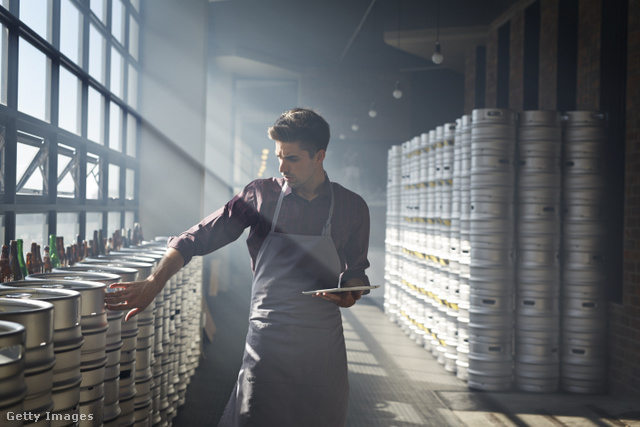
[384,109,609,394]
[0,225,204,426]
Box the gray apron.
[218,182,349,427]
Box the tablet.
[301,285,380,295]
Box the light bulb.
[339,134,346,140]
[432,42,444,65]
[351,123,359,132]
[368,104,377,118]
[393,81,403,99]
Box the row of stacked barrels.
[0,238,203,426]
[384,108,609,393]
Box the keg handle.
[487,110,503,117]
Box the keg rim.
[16,278,106,291]
[0,285,81,302]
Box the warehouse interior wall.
[464,0,639,397]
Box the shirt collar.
[282,172,331,201]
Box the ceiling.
[209,0,522,75]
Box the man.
[105,108,371,426]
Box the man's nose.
[279,160,287,174]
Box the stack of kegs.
[514,111,563,392]
[561,111,609,394]
[0,297,55,425]
[441,122,459,374]
[456,115,472,381]
[467,108,517,391]
[0,286,83,426]
[384,144,403,324]
[0,320,27,427]
[82,256,155,425]
[17,278,108,426]
[55,265,140,426]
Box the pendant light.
[432,0,444,65]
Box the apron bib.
[218,182,349,427]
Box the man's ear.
[315,149,326,162]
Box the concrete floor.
[171,282,640,427]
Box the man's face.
[275,141,324,190]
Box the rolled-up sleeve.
[168,183,258,266]
[339,198,371,288]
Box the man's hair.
[268,108,330,156]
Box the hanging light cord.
[436,0,440,43]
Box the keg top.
[54,265,138,277]
[96,254,156,264]
[110,250,163,260]
[9,278,105,292]
[80,258,153,269]
[0,297,54,314]
[28,271,121,284]
[0,285,80,302]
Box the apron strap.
[271,180,335,236]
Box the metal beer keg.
[0,286,83,426]
[0,320,27,427]
[0,298,55,425]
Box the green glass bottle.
[49,234,60,269]
[16,239,28,278]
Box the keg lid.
[29,271,121,285]
[0,285,80,302]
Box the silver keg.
[17,278,108,425]
[0,320,27,427]
[0,298,55,425]
[0,286,83,426]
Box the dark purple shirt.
[168,177,370,286]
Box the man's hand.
[312,279,365,308]
[105,279,163,321]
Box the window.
[18,38,51,122]
[108,163,120,199]
[60,0,82,65]
[89,23,105,85]
[129,15,139,61]
[124,211,135,230]
[109,101,122,151]
[58,67,81,135]
[127,64,137,109]
[57,212,79,244]
[16,213,48,246]
[126,112,136,157]
[125,168,134,200]
[87,86,105,144]
[90,0,107,25]
[112,0,125,45]
[1,0,140,248]
[19,0,52,43]
[86,212,103,236]
[110,46,123,99]
[107,211,120,233]
[86,153,101,200]
[16,131,48,197]
[58,143,78,199]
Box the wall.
[465,0,640,396]
[138,0,210,238]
